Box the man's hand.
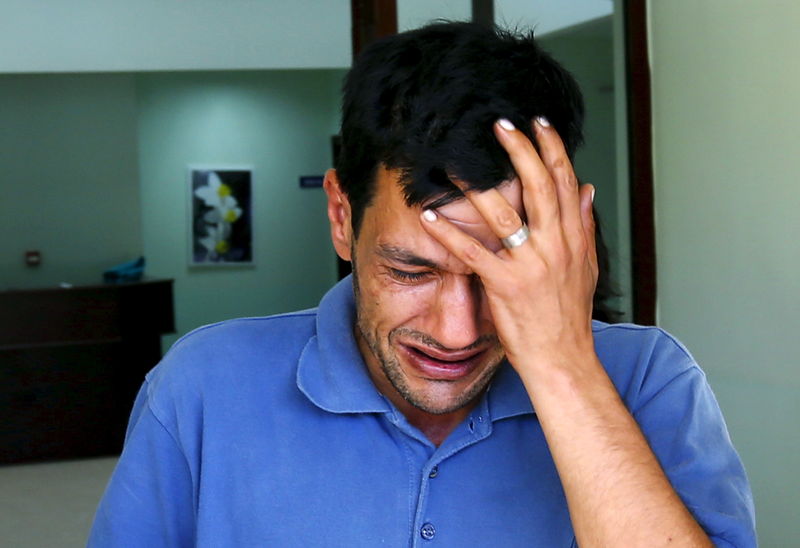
[420,118,712,548]
[421,117,597,383]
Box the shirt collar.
[297,275,391,414]
[487,360,535,420]
[297,275,535,420]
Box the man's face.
[345,166,524,416]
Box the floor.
[0,456,117,547]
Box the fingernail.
[536,116,551,128]
[422,209,437,222]
[497,118,515,131]
[591,187,596,203]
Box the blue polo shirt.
[89,276,755,547]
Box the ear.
[323,168,353,261]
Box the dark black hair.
[338,22,583,229]
[337,21,621,322]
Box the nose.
[425,275,484,350]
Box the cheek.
[362,277,436,327]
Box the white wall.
[137,70,344,348]
[0,0,351,73]
[649,2,800,545]
[0,74,142,288]
[397,0,471,31]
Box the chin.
[390,353,503,415]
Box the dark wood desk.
[0,279,174,464]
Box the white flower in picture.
[203,205,242,225]
[190,167,253,265]
[195,172,243,223]
[197,222,232,261]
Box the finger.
[419,209,504,276]
[493,119,560,232]
[448,180,527,251]
[531,118,584,246]
[580,184,599,279]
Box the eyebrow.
[376,244,439,269]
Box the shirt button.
[420,522,436,540]
[429,465,439,478]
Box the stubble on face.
[351,258,504,416]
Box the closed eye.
[389,268,431,282]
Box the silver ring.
[501,224,530,249]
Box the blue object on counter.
[103,256,145,283]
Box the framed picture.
[188,166,254,266]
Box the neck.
[395,400,475,446]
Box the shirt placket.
[409,399,493,546]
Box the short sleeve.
[631,336,756,548]
[87,382,196,547]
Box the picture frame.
[188,166,254,266]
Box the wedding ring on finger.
[501,224,530,249]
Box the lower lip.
[399,345,484,381]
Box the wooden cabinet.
[0,279,174,464]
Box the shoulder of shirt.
[143,308,320,397]
[590,320,707,408]
[169,307,319,351]
[591,320,697,363]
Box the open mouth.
[399,343,486,381]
